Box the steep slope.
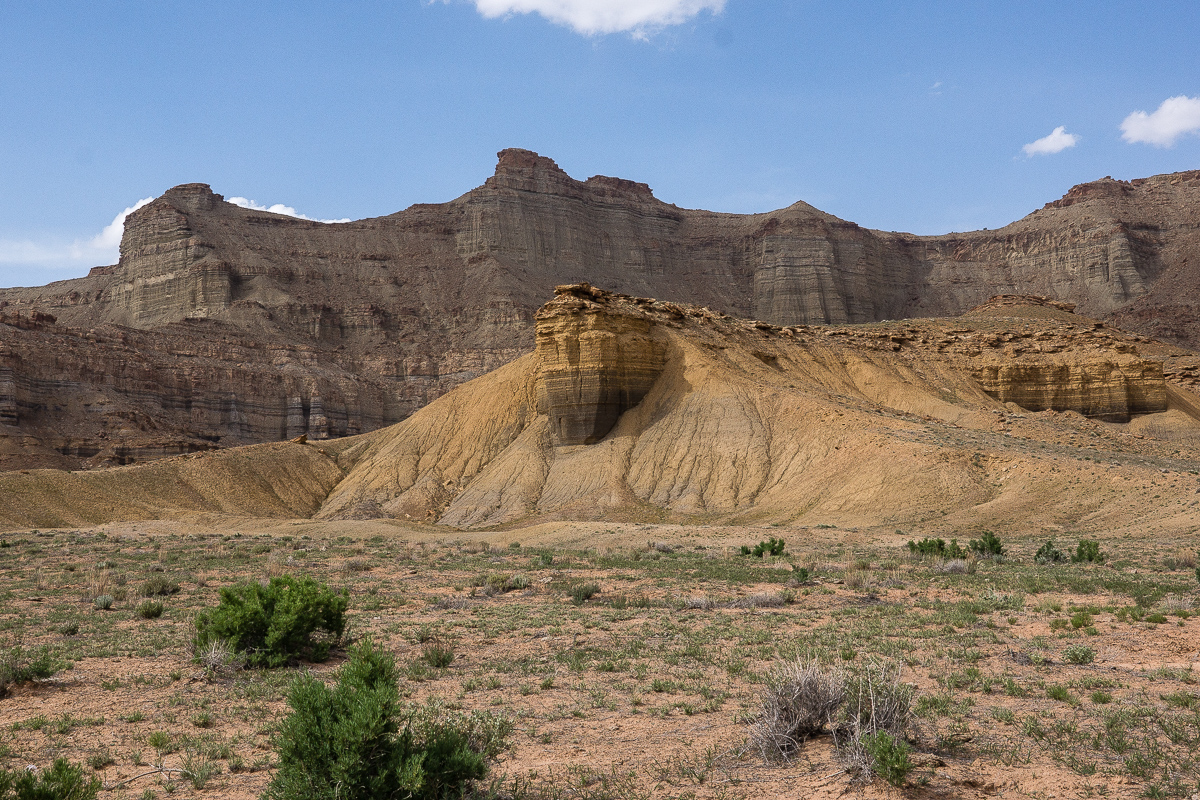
[316,286,1200,533]
[4,286,1200,534]
[2,152,1199,470]
[0,440,344,529]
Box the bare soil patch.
[1,518,1199,799]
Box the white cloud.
[1022,126,1080,157]
[1120,95,1200,147]
[227,196,350,224]
[0,196,156,280]
[464,0,725,36]
[90,197,155,250]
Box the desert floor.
[2,516,1199,799]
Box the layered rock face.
[311,287,1199,529]
[6,286,1200,531]
[0,309,412,471]
[2,151,1199,469]
[974,360,1166,422]
[535,284,667,445]
[963,296,1168,422]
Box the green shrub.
[742,538,786,557]
[1071,539,1104,564]
[860,731,912,787]
[193,575,348,668]
[422,642,455,669]
[570,583,600,606]
[1034,540,1066,565]
[0,758,100,800]
[93,595,114,610]
[136,600,165,620]
[264,640,507,800]
[1046,684,1073,702]
[1064,644,1096,665]
[0,645,62,697]
[969,531,1004,558]
[86,750,115,770]
[906,538,966,559]
[1070,611,1092,629]
[140,576,180,597]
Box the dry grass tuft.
[82,566,111,602]
[749,661,846,761]
[194,638,246,678]
[844,568,875,590]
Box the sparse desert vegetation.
[1,521,1198,799]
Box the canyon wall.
[1,151,1199,469]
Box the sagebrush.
[264,639,509,800]
[193,575,347,668]
[0,758,100,800]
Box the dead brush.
[341,557,371,574]
[193,637,246,678]
[1166,549,1197,570]
[749,660,846,761]
[832,660,913,777]
[265,553,289,578]
[681,595,719,611]
[82,565,111,602]
[749,658,914,781]
[1163,593,1195,613]
[843,567,875,590]
[936,558,972,575]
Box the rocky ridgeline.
[535,285,1174,431]
[1,152,1199,469]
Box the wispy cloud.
[0,196,155,278]
[227,196,350,224]
[461,0,725,36]
[1022,126,1079,157]
[1120,95,1200,147]
[92,197,156,250]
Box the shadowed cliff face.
[535,284,668,445]
[1,151,1199,469]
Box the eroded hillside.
[5,286,1200,537]
[2,152,1199,469]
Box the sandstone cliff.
[2,151,1199,468]
[312,286,1200,530]
[6,287,1200,534]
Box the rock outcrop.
[2,152,1200,469]
[311,287,1200,529]
[536,284,668,445]
[5,288,1200,534]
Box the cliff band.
[2,150,1200,469]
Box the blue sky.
[1,0,1198,289]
